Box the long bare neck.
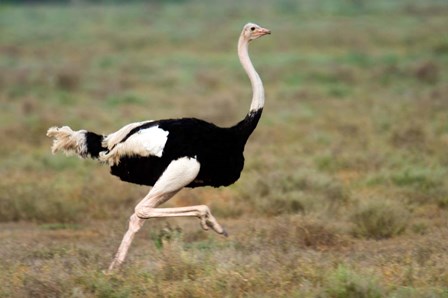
[238,35,264,113]
[230,35,264,145]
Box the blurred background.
[1,0,448,296]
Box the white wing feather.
[99,125,169,166]
[102,120,153,150]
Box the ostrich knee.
[135,208,149,220]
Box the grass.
[351,199,410,239]
[1,0,448,296]
[323,265,384,298]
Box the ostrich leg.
[107,157,226,273]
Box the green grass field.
[1,0,448,296]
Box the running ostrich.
[47,23,271,272]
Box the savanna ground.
[1,0,448,297]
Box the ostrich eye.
[250,27,256,31]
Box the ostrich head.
[242,23,271,42]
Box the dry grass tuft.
[413,61,439,84]
[55,67,81,91]
[322,265,384,298]
[351,200,410,239]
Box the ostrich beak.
[255,27,271,37]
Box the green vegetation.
[1,0,448,296]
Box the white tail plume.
[46,126,88,157]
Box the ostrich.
[47,23,271,272]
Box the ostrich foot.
[198,206,228,237]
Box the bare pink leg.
[106,157,226,273]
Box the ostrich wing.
[102,120,154,150]
[100,122,169,166]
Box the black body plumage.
[109,109,262,188]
